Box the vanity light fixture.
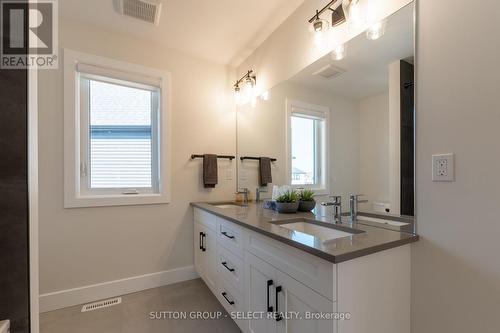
[234,70,268,107]
[234,70,256,106]
[307,1,348,50]
[366,19,387,40]
[308,1,346,29]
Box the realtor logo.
[1,0,58,69]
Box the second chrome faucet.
[322,194,369,223]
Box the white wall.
[237,82,360,205]
[413,1,500,332]
[388,61,402,214]
[359,92,390,210]
[38,19,236,298]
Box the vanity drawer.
[246,229,336,301]
[217,218,245,259]
[216,243,245,291]
[194,208,217,231]
[216,276,246,331]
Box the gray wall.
[413,1,500,332]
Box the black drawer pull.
[221,231,235,239]
[267,280,274,312]
[221,261,235,272]
[221,292,235,305]
[275,285,283,321]
[199,232,203,250]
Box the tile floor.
[40,279,242,333]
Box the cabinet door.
[275,270,336,333]
[203,227,217,291]
[246,253,277,333]
[194,221,205,277]
[194,222,217,291]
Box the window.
[287,100,329,193]
[81,77,159,193]
[64,49,171,208]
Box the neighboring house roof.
[292,167,307,175]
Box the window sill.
[64,193,170,208]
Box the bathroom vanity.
[193,3,418,332]
[191,202,417,333]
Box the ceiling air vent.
[312,64,345,79]
[116,0,163,25]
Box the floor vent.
[81,297,122,313]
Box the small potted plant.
[298,189,316,212]
[275,190,299,214]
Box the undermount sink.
[357,215,409,227]
[213,204,241,209]
[210,202,244,209]
[271,218,362,243]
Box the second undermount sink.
[210,202,245,209]
[357,215,410,227]
[271,218,363,243]
[213,204,241,209]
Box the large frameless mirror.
[236,3,415,232]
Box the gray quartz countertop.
[191,201,419,264]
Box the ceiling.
[60,0,305,66]
[289,3,414,100]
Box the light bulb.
[244,77,254,101]
[261,90,269,101]
[342,0,365,30]
[309,18,329,49]
[366,20,386,40]
[234,87,241,105]
[331,44,346,61]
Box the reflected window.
[288,100,328,192]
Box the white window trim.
[285,99,330,195]
[63,49,172,208]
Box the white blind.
[90,137,152,188]
[291,106,326,121]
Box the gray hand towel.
[203,154,218,188]
[259,157,272,186]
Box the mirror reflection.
[237,3,414,221]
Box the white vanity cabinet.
[193,207,411,333]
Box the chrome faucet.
[256,187,267,202]
[321,195,342,223]
[349,194,368,222]
[236,188,249,205]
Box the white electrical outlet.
[432,153,454,182]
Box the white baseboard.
[39,265,198,313]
